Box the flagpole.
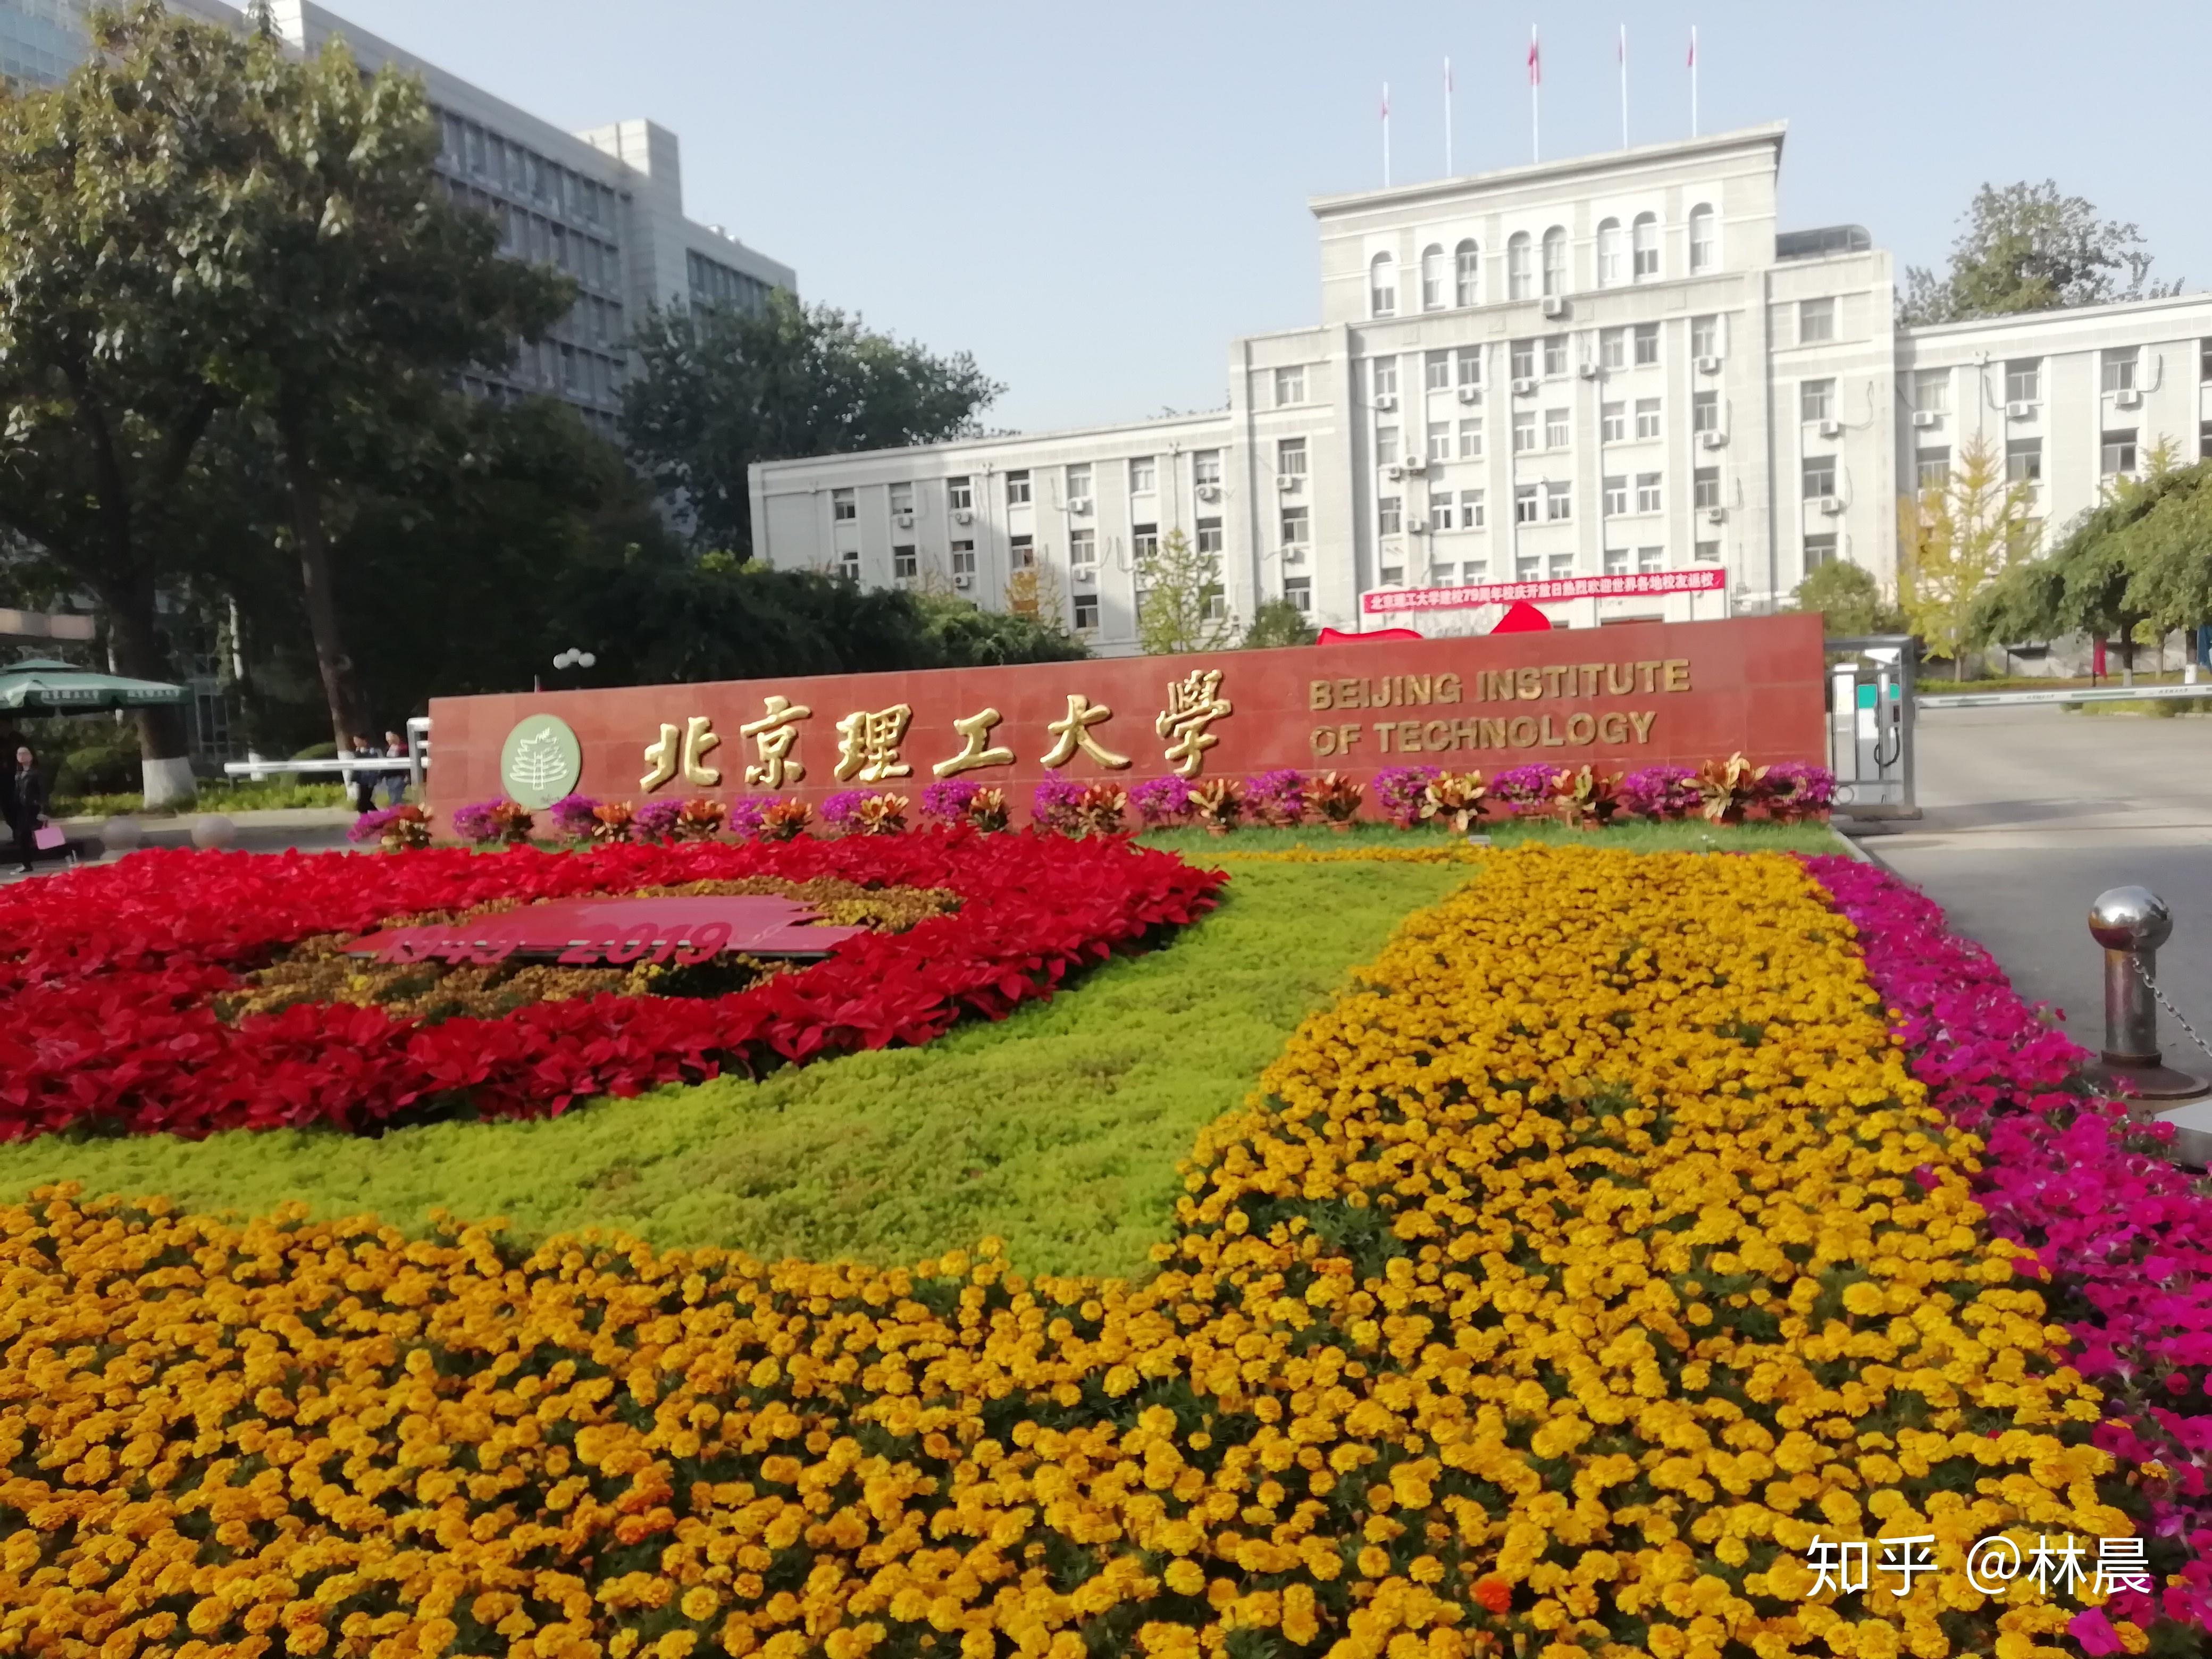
[1381,82,1391,187]
[1529,26,1540,163]
[1619,24,1629,148]
[1689,26,1699,137]
[1444,57,1454,175]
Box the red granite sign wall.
[425,612,1826,824]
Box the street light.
[552,649,597,671]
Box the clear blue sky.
[336,0,2210,433]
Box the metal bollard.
[2084,886,2209,1103]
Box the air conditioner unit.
[1374,392,1398,412]
[1817,494,1845,516]
[1402,454,1428,473]
[2114,388,2143,409]
[1576,362,1602,380]
[2005,400,2038,421]
[1406,517,1428,533]
[1282,546,1308,565]
[1697,430,1728,449]
[1512,376,1538,397]
[1384,463,1405,480]
[1816,418,1844,440]
[1195,483,1221,501]
[1456,386,1481,404]
[1073,567,1097,585]
[1702,506,1727,525]
[1277,474,1303,492]
[1068,498,1093,515]
[1539,295,1568,319]
[1696,355,1723,375]
[951,507,974,524]
[1910,409,1940,429]
[952,572,974,589]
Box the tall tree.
[1897,432,2038,677]
[1135,527,1235,655]
[0,4,264,805]
[622,292,1002,558]
[1790,560,1905,638]
[1900,181,2180,326]
[1242,598,1318,649]
[221,12,571,748]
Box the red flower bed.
[0,828,1223,1140]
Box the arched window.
[1453,238,1479,306]
[1540,226,1566,297]
[1369,252,1396,318]
[1688,204,1716,273]
[1595,219,1621,286]
[1420,244,1444,311]
[1506,232,1532,300]
[1632,212,1660,279]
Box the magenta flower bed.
[1804,853,2210,1633]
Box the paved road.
[0,806,354,884]
[1866,703,2212,1068]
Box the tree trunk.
[277,400,369,749]
[100,581,195,809]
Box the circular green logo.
[499,713,583,810]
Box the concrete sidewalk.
[4,805,356,882]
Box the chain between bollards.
[2127,955,2212,1069]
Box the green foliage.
[622,291,1003,558]
[1241,598,1318,650]
[0,861,1469,1277]
[52,778,348,818]
[1137,527,1236,655]
[909,591,1090,666]
[1900,181,2179,326]
[1898,433,2039,675]
[1791,559,1906,637]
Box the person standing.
[381,728,409,807]
[347,735,376,814]
[10,743,49,875]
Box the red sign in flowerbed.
[0,828,1222,1141]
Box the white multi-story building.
[751,123,2212,654]
[0,0,795,439]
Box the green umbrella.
[0,657,187,712]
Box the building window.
[1543,407,1569,448]
[1547,552,1573,580]
[1275,364,1306,405]
[1601,403,1626,442]
[1694,467,1721,509]
[2007,517,2045,560]
[831,488,856,522]
[1632,212,1659,278]
[1377,426,1402,464]
[1913,368,1949,414]
[1633,323,1660,366]
[1378,495,1402,535]
[2201,338,2212,383]
[1515,552,1540,580]
[1542,334,1568,376]
[839,547,860,581]
[1803,455,1837,499]
[2006,359,2041,404]
[1379,564,1405,587]
[947,476,974,510]
[1596,219,1621,286]
[2203,418,2212,463]
[951,541,976,577]
[1507,231,1533,299]
[1637,546,1663,573]
[1126,456,1155,493]
[1073,593,1100,631]
[1003,472,1029,506]
[1798,298,1836,344]
[1426,349,1452,390]
[1511,409,1536,453]
[1427,423,1451,462]
[1420,244,1444,310]
[1429,490,1456,531]
[1601,328,1627,370]
[2101,347,2139,393]
[1455,346,1482,388]
[1915,447,1950,490]
[1284,576,1312,614]
[888,482,915,518]
[1371,358,1398,399]
[2102,429,2138,475]
[1695,540,1721,563]
[1635,473,1663,513]
[1688,204,1715,272]
[893,546,918,581]
[1544,481,1572,522]
[1540,226,1566,296]
[1063,464,1092,508]
[1634,398,1662,440]
[1194,450,1222,488]
[1513,484,1539,524]
[2006,438,2042,484]
[1804,533,1837,572]
[1604,547,1630,576]
[1131,524,1157,562]
[1195,517,1223,555]
[1457,417,1483,458]
[1271,501,1306,549]
[1603,475,1628,515]
[1510,338,1536,381]
[1454,239,1480,306]
[1801,379,1835,422]
[1691,314,1720,359]
[1069,529,1097,572]
[1369,252,1396,318]
[1277,437,1307,477]
[1010,533,1036,569]
[1692,390,1720,434]
[1462,489,1486,527]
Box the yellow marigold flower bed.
[0,848,2136,1659]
